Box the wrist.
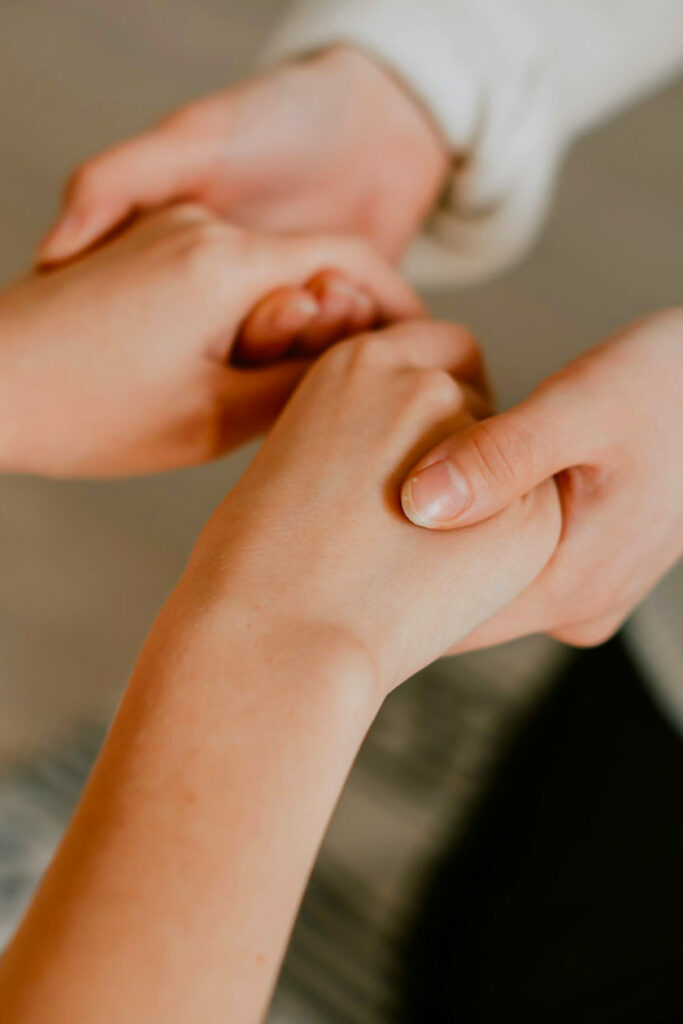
[324,42,449,177]
[159,569,384,725]
[311,45,450,255]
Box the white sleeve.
[262,0,683,286]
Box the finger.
[458,382,494,421]
[458,546,653,654]
[451,570,557,652]
[343,285,379,336]
[366,320,488,382]
[435,475,563,658]
[296,270,376,355]
[454,583,630,655]
[234,287,320,366]
[448,480,566,653]
[400,368,600,530]
[38,129,207,265]
[550,583,651,648]
[234,272,376,366]
[264,233,424,327]
[193,230,425,367]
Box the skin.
[401,310,683,647]
[35,34,680,649]
[36,45,447,353]
[38,47,449,265]
[237,269,381,365]
[0,203,421,477]
[0,323,561,1024]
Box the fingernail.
[273,294,319,331]
[293,294,319,317]
[402,461,471,527]
[326,277,361,300]
[352,289,374,311]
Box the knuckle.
[408,367,462,411]
[315,336,357,376]
[167,210,234,274]
[167,202,221,234]
[339,333,389,370]
[139,202,203,241]
[316,340,347,374]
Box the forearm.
[0,581,378,1023]
[0,320,562,1021]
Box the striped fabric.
[0,636,564,1021]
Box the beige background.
[0,0,681,758]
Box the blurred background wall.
[0,0,681,758]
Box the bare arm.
[0,322,561,1023]
[0,597,376,1023]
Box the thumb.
[38,129,210,265]
[401,374,592,529]
[218,358,313,450]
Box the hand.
[400,310,683,647]
[183,321,561,697]
[0,205,420,477]
[236,266,384,367]
[38,47,449,266]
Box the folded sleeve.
[262,0,683,286]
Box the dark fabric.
[401,637,683,1024]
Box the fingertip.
[345,286,378,334]
[306,268,359,312]
[36,217,78,266]
[296,270,363,354]
[234,287,319,365]
[37,206,112,266]
[400,459,473,530]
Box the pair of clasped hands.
[5,48,682,701]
